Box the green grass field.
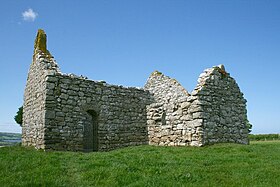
[0,141,279,187]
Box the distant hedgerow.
[249,134,280,141]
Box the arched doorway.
[84,110,98,152]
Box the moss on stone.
[214,65,228,79]
[34,29,51,56]
[151,70,163,76]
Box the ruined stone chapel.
[22,30,249,151]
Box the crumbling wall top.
[34,29,52,57]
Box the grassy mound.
[1,141,280,186]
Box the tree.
[14,106,23,127]
[246,119,252,133]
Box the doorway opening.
[84,110,98,152]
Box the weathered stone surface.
[22,30,249,152]
[144,65,249,146]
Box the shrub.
[14,106,23,127]
[246,119,252,133]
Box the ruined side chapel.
[22,30,249,151]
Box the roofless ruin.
[22,29,249,151]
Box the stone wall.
[22,29,250,152]
[144,65,249,147]
[193,65,249,144]
[44,74,152,151]
[22,30,60,149]
[144,71,205,146]
[23,30,152,151]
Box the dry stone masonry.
[145,65,248,147]
[22,30,249,152]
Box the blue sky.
[0,0,279,134]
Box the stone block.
[45,111,55,119]
[193,112,206,119]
